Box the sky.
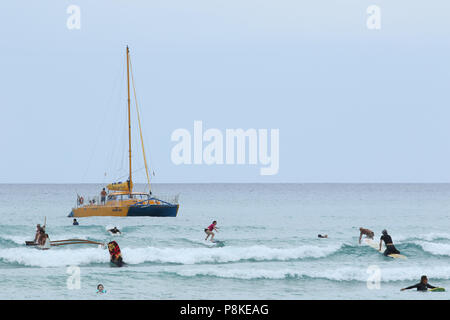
[0,1,450,183]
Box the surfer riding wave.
[204,221,219,242]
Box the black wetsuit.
[380,234,400,256]
[404,282,436,291]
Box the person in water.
[34,223,46,244]
[204,221,219,242]
[108,241,124,267]
[38,229,46,246]
[41,234,51,250]
[379,229,400,256]
[108,227,121,234]
[318,234,328,238]
[97,284,106,294]
[401,275,437,291]
[34,224,42,243]
[73,219,79,226]
[359,227,375,244]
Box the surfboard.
[429,287,445,292]
[202,239,225,247]
[202,240,217,247]
[363,239,407,259]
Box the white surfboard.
[364,238,406,259]
[202,240,217,247]
[202,239,224,247]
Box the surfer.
[359,227,375,244]
[108,241,124,267]
[108,227,121,235]
[204,221,219,242]
[401,275,437,291]
[73,219,79,226]
[318,234,328,238]
[379,229,400,256]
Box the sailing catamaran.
[69,46,179,218]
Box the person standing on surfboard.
[204,221,219,242]
[379,229,400,256]
[359,227,375,244]
[401,275,437,291]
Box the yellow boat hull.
[69,201,179,218]
[71,205,128,217]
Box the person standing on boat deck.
[204,221,219,242]
[101,188,107,205]
[379,229,400,256]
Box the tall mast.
[126,46,132,193]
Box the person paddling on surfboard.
[108,227,121,235]
[359,227,375,244]
[204,221,219,242]
[401,275,437,291]
[379,229,400,256]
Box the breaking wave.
[0,244,341,267]
[167,265,450,281]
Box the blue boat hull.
[127,204,179,217]
[68,204,179,217]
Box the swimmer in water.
[379,229,400,256]
[359,227,375,244]
[204,221,219,242]
[318,234,328,238]
[401,275,437,291]
[97,284,106,294]
[41,234,51,250]
[108,227,121,234]
[34,224,42,243]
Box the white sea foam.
[414,241,450,256]
[0,244,341,267]
[121,244,342,265]
[0,235,29,245]
[0,247,108,267]
[170,265,450,281]
[395,232,450,242]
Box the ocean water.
[0,183,449,300]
